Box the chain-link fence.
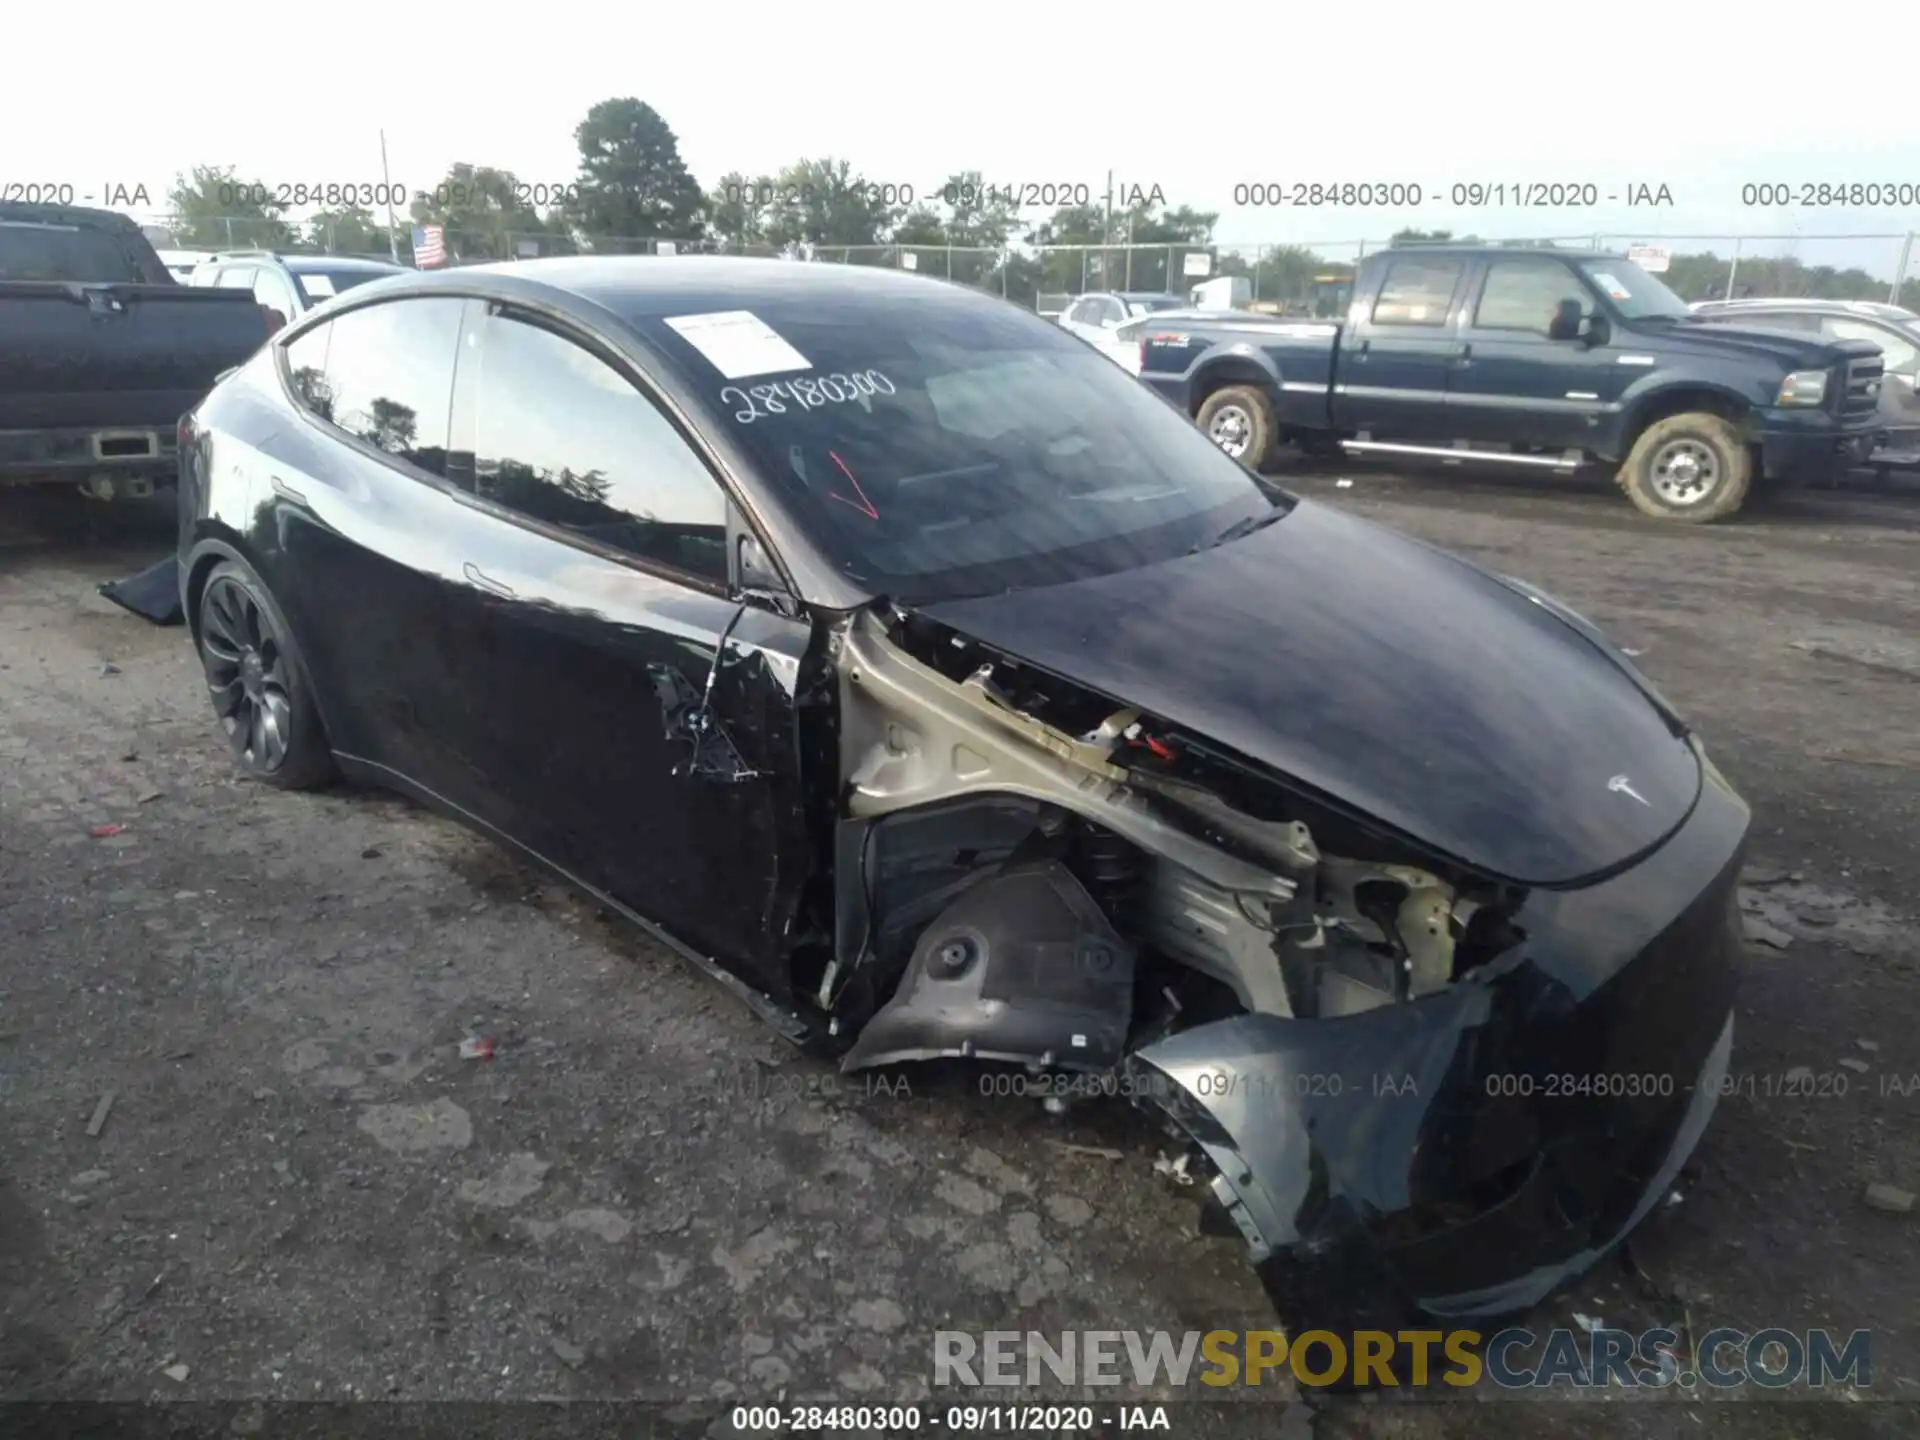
[143,216,1920,314]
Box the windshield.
[1578,259,1692,320]
[294,267,397,303]
[1126,297,1184,315]
[0,221,145,282]
[644,296,1281,604]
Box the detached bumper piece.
[1127,763,1749,1329]
[99,554,185,626]
[840,861,1137,1072]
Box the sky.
[7,1,1920,275]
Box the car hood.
[1659,318,1878,369]
[916,500,1701,887]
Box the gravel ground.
[1,469,1916,1440]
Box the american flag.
[412,223,445,268]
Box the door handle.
[1454,343,1472,360]
[462,561,515,598]
[1355,338,1371,357]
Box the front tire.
[1617,413,1753,522]
[194,559,335,790]
[1196,386,1278,471]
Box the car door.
[436,300,812,990]
[1821,315,1920,434]
[1338,255,1466,438]
[1447,256,1624,449]
[260,296,485,809]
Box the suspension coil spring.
[1075,828,1143,933]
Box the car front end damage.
[813,605,1747,1326]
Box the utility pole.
[379,130,402,263]
[1103,168,1114,287]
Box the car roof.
[373,255,999,322]
[1116,290,1182,301]
[209,251,404,272]
[1695,297,1912,319]
[1385,245,1618,262]
[282,254,407,274]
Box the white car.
[1058,291,1186,371]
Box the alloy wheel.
[199,576,295,772]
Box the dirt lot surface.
[2,469,1917,1440]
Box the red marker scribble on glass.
[827,450,879,519]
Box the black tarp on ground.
[99,554,184,625]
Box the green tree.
[1251,244,1326,308]
[567,98,705,245]
[1029,202,1107,294]
[932,171,1023,250]
[306,204,388,255]
[167,165,295,248]
[764,158,901,255]
[891,203,947,248]
[705,171,774,253]
[410,164,545,262]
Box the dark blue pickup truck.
[1137,243,1889,522]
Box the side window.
[308,298,463,476]
[1473,260,1591,335]
[1096,298,1125,327]
[1371,259,1463,327]
[283,323,334,419]
[462,309,730,583]
[215,265,255,291]
[1826,317,1919,371]
[1064,299,1093,326]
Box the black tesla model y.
[176,257,1747,1329]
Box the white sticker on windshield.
[664,310,811,380]
[1589,271,1632,302]
[300,274,336,298]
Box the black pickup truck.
[1137,243,1889,521]
[0,203,276,499]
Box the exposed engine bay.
[777,603,1744,1331]
[815,605,1528,1063]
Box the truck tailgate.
[0,282,270,432]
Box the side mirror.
[1548,300,1584,341]
[262,306,287,336]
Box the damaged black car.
[175,257,1747,1328]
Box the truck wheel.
[1617,414,1752,522]
[1197,386,1277,471]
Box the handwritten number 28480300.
[721,371,896,424]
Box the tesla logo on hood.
[1608,774,1652,806]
